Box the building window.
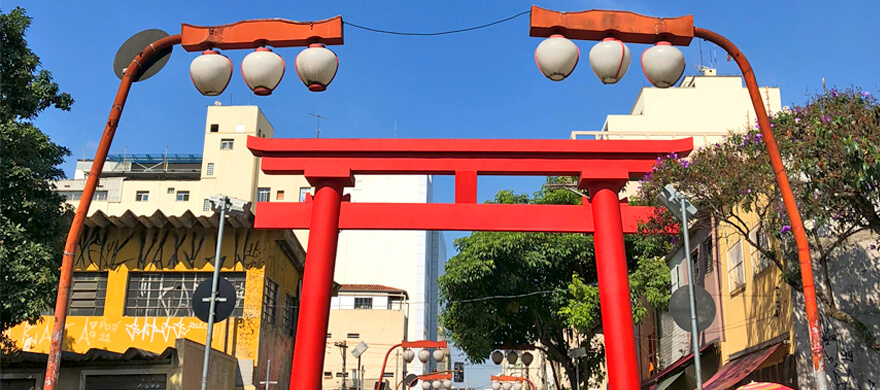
[324,372,333,379]
[220,139,234,150]
[206,163,214,176]
[176,191,190,202]
[210,124,219,132]
[125,272,245,317]
[276,190,285,201]
[299,187,311,202]
[262,278,279,325]
[59,191,108,201]
[347,333,360,339]
[354,297,373,309]
[749,228,772,274]
[203,199,211,212]
[94,191,108,201]
[69,272,108,316]
[283,293,298,336]
[702,239,714,274]
[167,187,175,194]
[727,240,746,291]
[136,191,149,201]
[327,333,332,338]
[257,187,271,202]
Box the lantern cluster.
[189,44,338,96]
[490,350,534,366]
[402,348,447,365]
[534,35,686,88]
[418,379,453,390]
[491,381,524,390]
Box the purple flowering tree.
[638,88,880,354]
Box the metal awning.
[656,371,684,390]
[702,344,782,390]
[642,341,718,389]
[84,209,255,230]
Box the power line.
[343,10,530,36]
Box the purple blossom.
[715,143,721,148]
[831,89,839,97]
[781,225,792,234]
[795,118,801,124]
[862,91,871,97]
[822,115,832,123]
[871,245,877,251]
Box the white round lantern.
[513,383,523,390]
[507,351,519,365]
[241,47,285,96]
[502,382,513,390]
[417,349,431,363]
[403,349,415,363]
[491,350,504,365]
[189,50,233,96]
[421,381,432,390]
[432,380,442,389]
[433,349,446,363]
[295,43,338,92]
[534,34,579,81]
[588,37,631,84]
[520,352,534,366]
[443,379,453,389]
[491,382,501,390]
[641,41,685,88]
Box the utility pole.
[307,112,329,138]
[336,341,348,390]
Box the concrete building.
[570,69,798,390]
[323,284,408,390]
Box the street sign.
[352,341,369,358]
[568,347,587,358]
[453,362,464,382]
[669,285,716,332]
[192,277,237,323]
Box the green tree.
[1,7,74,351]
[638,88,880,353]
[439,179,671,388]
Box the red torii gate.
[247,136,693,390]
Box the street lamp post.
[529,7,828,389]
[379,340,448,390]
[43,17,343,390]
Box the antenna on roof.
[307,112,329,138]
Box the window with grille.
[94,191,108,201]
[347,333,360,339]
[203,199,211,211]
[262,278,278,325]
[354,297,373,309]
[727,240,746,291]
[220,139,234,150]
[257,188,271,203]
[206,163,214,176]
[69,272,108,316]
[299,187,311,202]
[167,187,175,194]
[749,228,772,274]
[125,272,245,317]
[283,293,298,336]
[176,191,190,202]
[136,191,149,201]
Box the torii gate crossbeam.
[247,137,693,390]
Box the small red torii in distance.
[247,136,693,390]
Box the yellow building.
[4,105,313,390]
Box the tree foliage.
[637,88,880,353]
[439,179,671,388]
[1,7,73,351]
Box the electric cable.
[343,10,530,36]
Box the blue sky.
[9,1,880,387]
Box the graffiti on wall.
[75,225,266,270]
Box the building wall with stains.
[4,222,303,389]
